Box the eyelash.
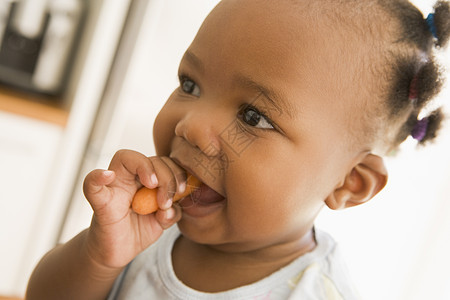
[237,104,275,131]
[178,74,200,96]
[177,74,277,132]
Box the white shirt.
[107,226,360,300]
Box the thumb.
[83,169,116,211]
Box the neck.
[172,228,316,293]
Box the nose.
[174,106,222,157]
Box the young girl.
[26,0,450,299]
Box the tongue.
[190,183,225,205]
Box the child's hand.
[82,150,185,269]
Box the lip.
[178,182,226,218]
[169,155,226,198]
[170,155,227,218]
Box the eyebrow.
[233,75,296,119]
[182,50,205,74]
[182,50,296,119]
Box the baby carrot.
[131,174,202,215]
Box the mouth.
[170,156,227,217]
[177,181,226,218]
[170,155,225,193]
[181,181,226,206]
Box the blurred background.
[0,0,448,299]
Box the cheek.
[153,99,177,156]
[228,144,315,200]
[224,145,321,233]
[224,176,319,245]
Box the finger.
[155,205,182,230]
[83,169,116,209]
[160,157,188,195]
[150,157,178,210]
[109,150,158,189]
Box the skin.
[26,0,389,298]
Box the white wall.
[61,1,450,300]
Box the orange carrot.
[131,174,202,215]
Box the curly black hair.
[382,0,450,148]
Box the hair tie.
[426,13,438,39]
[411,117,429,141]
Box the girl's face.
[153,0,368,252]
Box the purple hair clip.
[411,117,429,141]
[408,75,429,142]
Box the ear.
[325,154,388,210]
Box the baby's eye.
[238,105,274,129]
[180,77,201,97]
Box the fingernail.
[150,174,158,186]
[104,170,114,177]
[179,182,186,194]
[165,208,175,220]
[165,198,173,210]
